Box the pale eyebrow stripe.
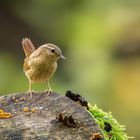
[45,45,60,56]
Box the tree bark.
[0,92,104,140]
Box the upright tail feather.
[22,37,36,57]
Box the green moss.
[88,105,131,140]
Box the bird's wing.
[23,58,30,71]
[23,47,44,72]
[22,37,36,57]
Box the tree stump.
[0,92,104,140]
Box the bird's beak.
[60,54,66,59]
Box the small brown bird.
[22,37,65,97]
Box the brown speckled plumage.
[22,37,65,94]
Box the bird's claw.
[45,89,52,96]
[27,90,35,98]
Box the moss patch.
[88,105,131,140]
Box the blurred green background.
[0,0,140,139]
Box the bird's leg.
[48,81,52,94]
[28,80,33,98]
[45,81,52,96]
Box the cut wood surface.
[0,92,104,140]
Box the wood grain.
[0,92,104,140]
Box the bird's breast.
[25,61,57,83]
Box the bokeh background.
[0,0,140,139]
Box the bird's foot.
[27,90,35,98]
[45,89,52,96]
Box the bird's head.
[41,43,65,61]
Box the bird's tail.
[22,37,36,57]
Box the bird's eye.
[51,49,55,53]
